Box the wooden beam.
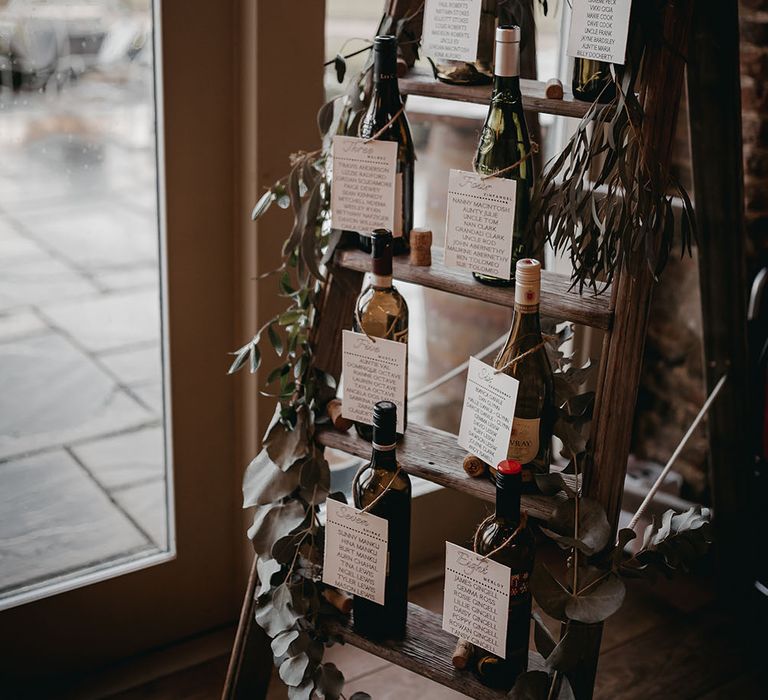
[686,0,751,602]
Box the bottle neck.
[491,74,521,99]
[494,38,519,80]
[373,47,401,106]
[495,473,521,524]
[370,443,397,471]
[371,243,393,289]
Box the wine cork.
[463,454,487,478]
[327,399,354,432]
[409,228,432,266]
[452,639,475,669]
[322,587,353,615]
[545,78,564,99]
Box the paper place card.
[458,356,519,469]
[444,169,517,280]
[341,330,407,433]
[567,0,633,65]
[422,0,483,63]
[443,542,510,658]
[330,135,397,235]
[323,499,388,604]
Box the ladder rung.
[400,66,601,120]
[316,422,571,521]
[333,247,614,331]
[323,601,544,699]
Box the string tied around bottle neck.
[476,140,539,181]
[473,511,528,561]
[352,461,403,514]
[358,104,406,143]
[493,341,546,374]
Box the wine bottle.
[494,258,554,486]
[352,401,412,639]
[358,34,415,256]
[352,229,408,441]
[474,459,534,689]
[472,25,533,286]
[572,58,616,102]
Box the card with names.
[567,0,633,65]
[458,356,519,469]
[323,499,388,604]
[444,169,517,280]
[341,330,407,434]
[330,136,397,235]
[443,542,511,658]
[422,0,483,63]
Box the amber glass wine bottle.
[472,25,533,286]
[358,34,415,255]
[494,258,554,486]
[352,401,411,639]
[474,459,534,689]
[572,58,616,102]
[352,229,408,441]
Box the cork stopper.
[409,227,432,266]
[545,78,564,99]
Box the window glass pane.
[0,0,169,607]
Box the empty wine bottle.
[352,401,411,639]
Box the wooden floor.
[105,551,764,700]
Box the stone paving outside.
[0,43,168,600]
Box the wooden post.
[686,0,751,602]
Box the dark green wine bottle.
[572,58,616,102]
[494,258,554,488]
[474,459,535,690]
[352,401,411,639]
[351,229,409,441]
[358,35,415,256]
[472,25,533,287]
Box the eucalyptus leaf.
[279,652,309,687]
[314,661,345,699]
[255,593,300,637]
[271,629,300,657]
[248,500,306,556]
[541,497,611,555]
[317,98,336,137]
[349,693,372,700]
[268,324,284,356]
[508,670,551,699]
[265,407,309,470]
[530,562,570,622]
[566,573,625,623]
[243,449,300,507]
[252,190,274,220]
[256,557,282,598]
[636,506,712,572]
[287,681,315,700]
[250,345,261,373]
[534,472,576,498]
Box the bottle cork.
[409,228,432,266]
[327,399,354,432]
[545,78,564,99]
[322,587,353,615]
[452,639,475,669]
[463,454,487,478]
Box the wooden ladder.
[224,1,750,698]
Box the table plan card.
[444,169,517,280]
[567,0,633,65]
[458,356,519,469]
[330,136,397,235]
[323,499,388,604]
[422,0,483,63]
[341,330,407,433]
[443,542,510,658]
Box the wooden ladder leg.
[686,0,752,603]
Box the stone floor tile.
[0,332,154,460]
[0,449,151,592]
[40,288,161,353]
[99,343,162,386]
[0,308,48,343]
[94,266,159,292]
[0,255,98,311]
[11,202,158,272]
[0,221,47,263]
[131,382,164,416]
[71,426,165,491]
[111,479,169,550]
[343,664,468,700]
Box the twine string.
[358,104,406,142]
[493,341,546,374]
[352,462,403,514]
[476,141,540,181]
[473,511,528,561]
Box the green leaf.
[265,407,309,470]
[287,681,315,700]
[248,500,306,556]
[242,449,301,507]
[271,629,300,657]
[334,54,347,83]
[268,324,284,356]
[279,651,309,687]
[636,506,712,572]
[256,557,281,597]
[266,363,290,386]
[508,670,550,699]
[249,345,261,373]
[279,271,295,296]
[531,562,570,622]
[317,98,336,137]
[251,189,274,220]
[534,472,576,498]
[228,344,251,375]
[566,573,625,623]
[541,497,611,555]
